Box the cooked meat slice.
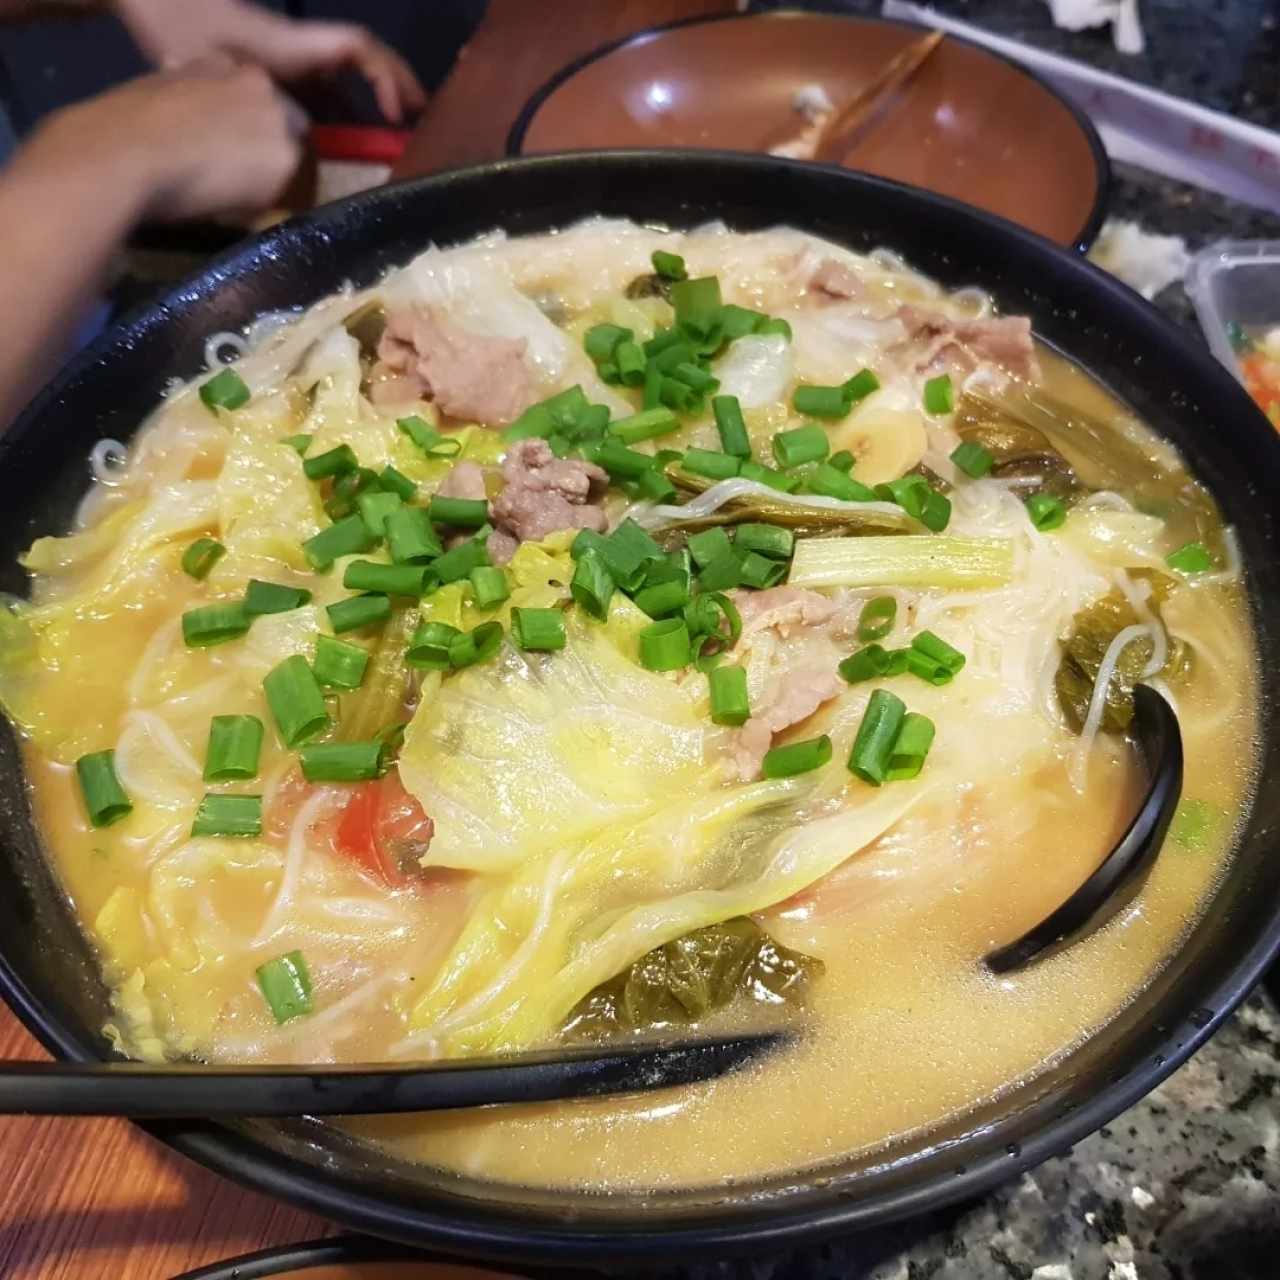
[726,660,847,782]
[809,258,864,301]
[436,461,489,502]
[733,586,844,639]
[374,306,537,425]
[896,305,1038,381]
[488,439,608,565]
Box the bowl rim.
[503,7,1112,253]
[0,148,1276,1266]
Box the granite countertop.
[680,4,1280,1278]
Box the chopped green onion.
[584,323,632,363]
[828,450,855,473]
[1025,493,1067,532]
[686,590,742,669]
[793,385,852,419]
[762,735,832,779]
[384,507,443,565]
[912,630,966,675]
[358,490,402,537]
[570,548,614,620]
[182,601,251,648]
[504,386,591,442]
[192,793,262,838]
[904,649,951,686]
[203,715,264,782]
[659,376,699,413]
[300,740,383,783]
[773,424,830,469]
[264,654,329,746]
[595,440,658,481]
[609,407,679,445]
[652,249,688,281]
[343,560,428,597]
[843,369,880,404]
[697,551,743,592]
[735,523,794,560]
[920,489,952,533]
[638,617,691,670]
[848,689,907,785]
[687,527,733,569]
[643,327,685,358]
[634,569,691,619]
[378,464,417,502]
[256,951,311,1024]
[327,593,392,634]
[572,521,661,591]
[671,276,722,340]
[614,340,647,386]
[398,415,461,456]
[448,620,503,669]
[313,634,369,689]
[681,448,741,481]
[670,362,719,394]
[858,596,897,641]
[651,341,697,374]
[708,664,750,726]
[804,463,877,502]
[572,404,610,443]
[302,514,377,572]
[199,368,250,413]
[244,579,312,615]
[181,537,225,581]
[406,620,462,670]
[1166,540,1214,574]
[886,712,935,781]
[303,444,358,481]
[923,374,954,415]
[637,467,677,502]
[838,643,908,684]
[739,460,800,492]
[738,550,787,589]
[712,394,751,458]
[425,496,487,533]
[875,474,932,520]
[720,304,762,340]
[431,533,490,584]
[951,440,995,478]
[512,606,566,652]
[755,316,792,340]
[469,565,510,610]
[324,467,378,521]
[280,433,313,455]
[75,750,131,827]
[643,361,663,410]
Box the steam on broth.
[0,219,1256,1191]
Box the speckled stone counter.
[713,4,1280,1278]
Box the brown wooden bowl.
[508,10,1108,249]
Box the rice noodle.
[203,331,249,370]
[1080,490,1135,513]
[89,439,128,486]
[254,788,343,945]
[1113,571,1168,678]
[1199,525,1242,585]
[128,619,182,705]
[1069,623,1153,792]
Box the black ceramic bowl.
[0,152,1277,1268]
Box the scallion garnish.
[75,750,131,827]
[829,450,855,473]
[448,620,504,669]
[950,440,994,478]
[671,276,722,340]
[912,630,966,675]
[398,415,461,457]
[652,249,688,281]
[681,448,741,481]
[181,537,225,581]
[805,463,876,502]
[263,654,329,747]
[843,369,880,404]
[848,689,907,785]
[615,340,647,386]
[923,374,954,415]
[313,634,369,689]
[191,793,262,838]
[755,316,792,340]
[469,565,510,610]
[735,523,794,560]
[659,376,699,413]
[358,490,402,537]
[302,514,377,572]
[429,495,489,529]
[708,663,750,726]
[584,323,632,363]
[300,740,383,783]
[739,460,800,492]
[406,621,462,670]
[638,468,677,502]
[512,607,566,652]
[595,440,659,481]
[1025,493,1067,532]
[384,507,443,565]
[203,715,264,782]
[256,950,312,1024]
[1166,540,1214,574]
[244,580,312,616]
[634,567,691,619]
[738,550,787,590]
[687,527,733,569]
[711,394,751,458]
[182,601,251,648]
[378,464,417,502]
[303,444,358,481]
[199,368,250,413]
[342,560,428,597]
[762,734,832,779]
[570,548,614,621]
[920,489,952,533]
[697,551,743,592]
[431,533,490,584]
[638,617,691,671]
[280,433,312,455]
[609,407,679,446]
[773,424,830,470]
[504,386,591,442]
[886,712,936,781]
[858,596,897,642]
[324,467,378,521]
[793,385,851,419]
[670,362,720,394]
[327,593,392,634]
[838,643,908,684]
[720,304,762,341]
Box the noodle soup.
[0,220,1255,1191]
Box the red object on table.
[310,125,411,166]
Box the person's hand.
[112,0,427,124]
[19,59,306,223]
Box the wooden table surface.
[1,2,736,1275]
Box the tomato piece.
[333,770,434,884]
[377,769,435,851]
[335,781,386,880]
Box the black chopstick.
[0,1031,786,1118]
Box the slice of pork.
[809,258,865,302]
[896,304,1038,381]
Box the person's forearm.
[0,129,147,427]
